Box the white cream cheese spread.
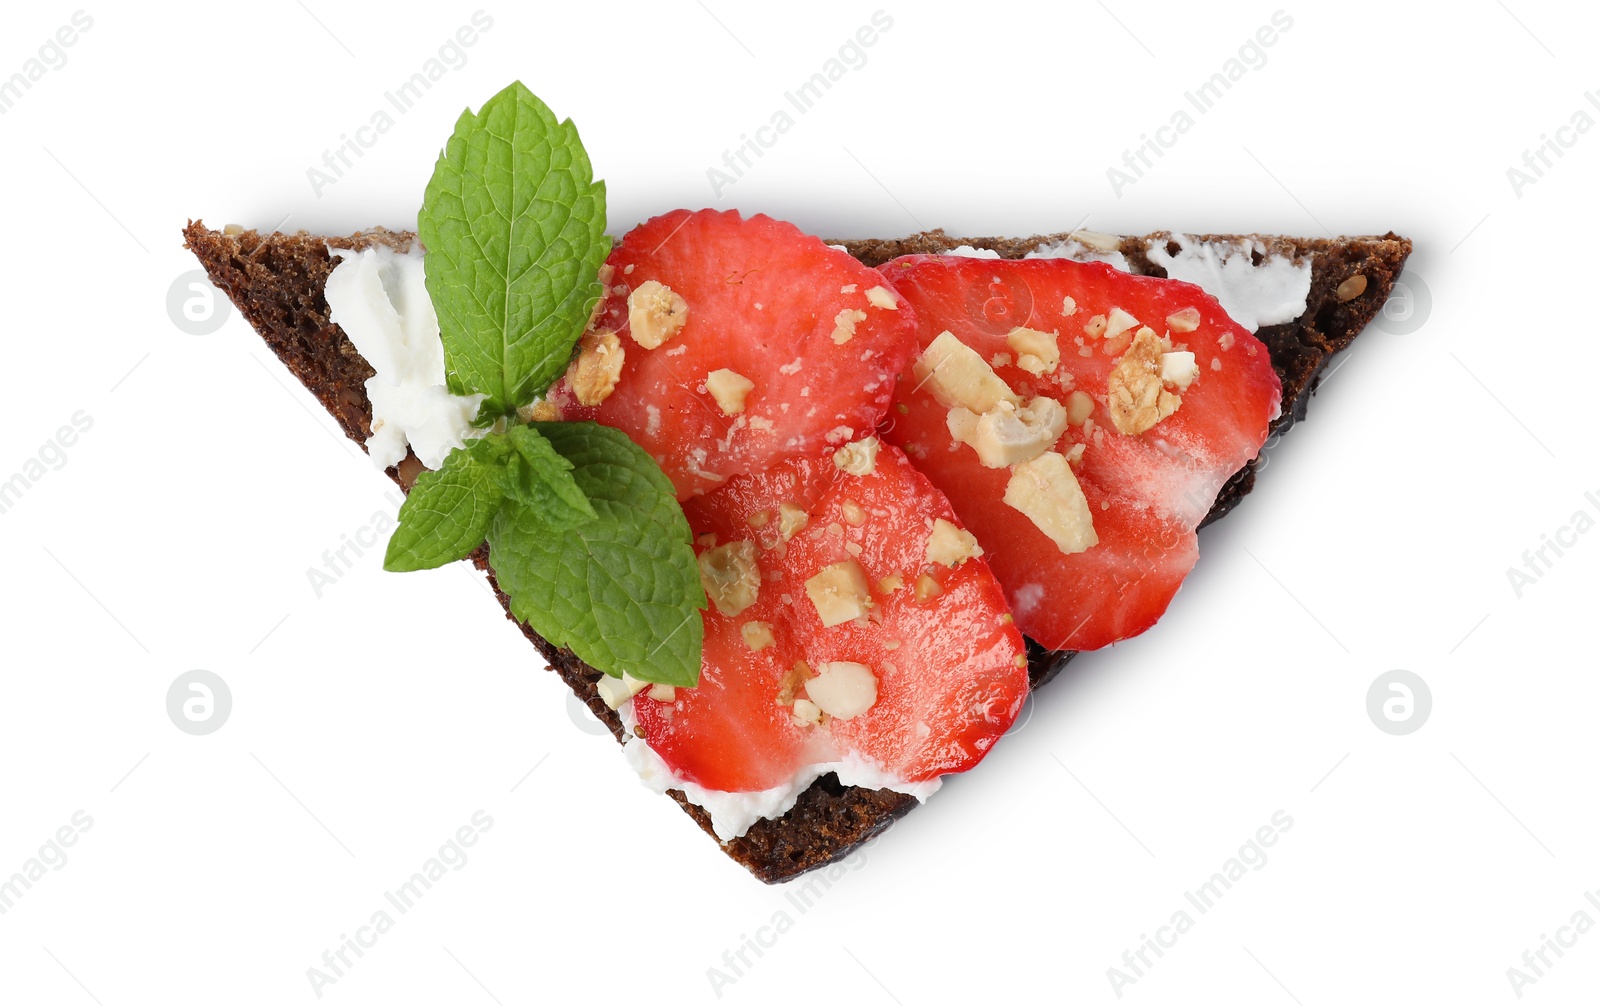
[323,244,485,470]
[616,701,939,841]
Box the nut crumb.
[1107,328,1181,435]
[1336,274,1368,301]
[566,329,625,406]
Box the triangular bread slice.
[183,220,1411,883]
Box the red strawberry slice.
[549,210,918,500]
[879,254,1281,652]
[631,440,1029,792]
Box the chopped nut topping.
[1004,451,1098,555]
[833,436,881,476]
[1336,274,1368,301]
[841,500,867,526]
[648,683,676,702]
[776,661,812,706]
[1064,390,1095,427]
[520,399,563,423]
[877,574,904,594]
[1062,295,1078,316]
[840,283,858,294]
[778,501,808,541]
[742,620,776,651]
[832,308,868,345]
[705,368,754,415]
[946,396,1068,468]
[1108,328,1181,435]
[1159,351,1200,390]
[1101,328,1135,356]
[1166,307,1201,332]
[1007,326,1061,377]
[597,673,650,710]
[627,280,689,349]
[1104,307,1140,341]
[1069,228,1123,252]
[747,509,770,528]
[914,574,942,603]
[566,329,626,406]
[865,285,898,310]
[698,540,761,616]
[925,518,983,567]
[913,331,1021,414]
[805,560,873,627]
[791,698,823,725]
[805,661,878,721]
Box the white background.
[1,1,1594,1003]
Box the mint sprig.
[384,82,706,689]
[384,438,510,572]
[419,81,611,420]
[488,424,704,687]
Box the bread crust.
[183,220,1410,883]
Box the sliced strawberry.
[879,254,1281,652]
[549,210,918,500]
[631,440,1029,792]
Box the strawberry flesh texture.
[631,444,1029,792]
[552,209,918,500]
[880,255,1281,652]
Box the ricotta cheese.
[323,244,485,470]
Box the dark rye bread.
[183,220,1410,883]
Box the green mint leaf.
[384,438,507,572]
[496,425,597,532]
[488,422,705,687]
[419,80,611,418]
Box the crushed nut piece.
[742,620,776,651]
[832,308,868,345]
[1004,451,1098,555]
[627,280,689,349]
[1166,307,1201,332]
[1107,328,1181,435]
[805,560,873,627]
[791,698,824,725]
[566,329,625,406]
[833,436,881,476]
[778,502,808,541]
[777,661,812,706]
[597,673,650,710]
[805,661,878,720]
[1065,390,1095,427]
[913,331,1020,413]
[698,540,761,616]
[1007,326,1061,376]
[865,285,898,310]
[1104,307,1140,341]
[925,518,983,567]
[706,368,754,415]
